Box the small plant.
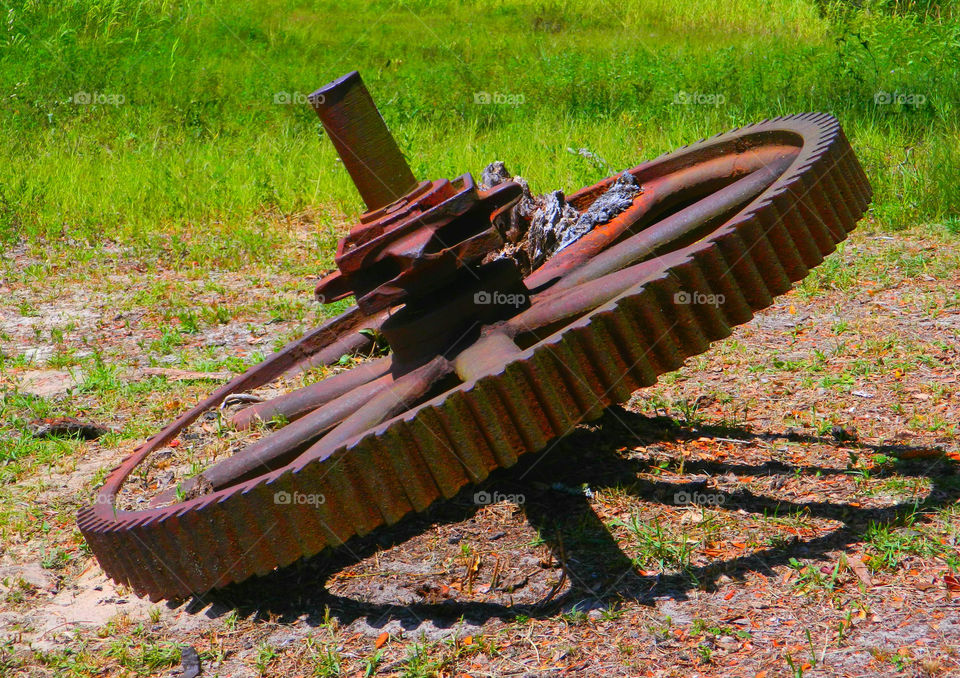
[784,652,806,677]
[863,517,943,571]
[177,310,201,334]
[787,557,841,600]
[621,515,697,581]
[306,637,341,677]
[402,642,441,678]
[600,602,624,621]
[223,609,239,630]
[254,642,278,675]
[561,607,588,626]
[697,643,713,663]
[41,547,71,570]
[362,649,384,678]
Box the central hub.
[311,71,530,369]
[314,173,524,314]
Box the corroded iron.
[78,70,873,601]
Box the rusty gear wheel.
[79,111,871,601]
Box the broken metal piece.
[77,70,873,602]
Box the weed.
[621,515,697,581]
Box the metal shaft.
[310,71,418,212]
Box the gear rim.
[78,112,871,601]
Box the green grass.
[621,513,698,578]
[1,0,959,266]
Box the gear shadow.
[193,407,958,633]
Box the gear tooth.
[688,244,756,328]
[649,276,712,357]
[463,380,523,468]
[106,520,149,595]
[98,522,135,589]
[287,504,330,558]
[373,418,446,511]
[843,157,871,213]
[501,360,555,450]
[784,159,813,183]
[573,311,641,405]
[319,451,383,537]
[310,463,357,546]
[77,506,97,532]
[714,231,774,310]
[812,139,834,157]
[174,507,227,594]
[837,152,872,214]
[434,395,495,484]
[97,523,136,591]
[253,476,308,569]
[670,256,735,342]
[787,166,846,251]
[605,297,660,387]
[822,168,858,233]
[134,514,191,599]
[805,162,849,245]
[734,205,795,296]
[137,515,186,597]
[803,192,845,253]
[630,285,686,374]
[339,437,412,526]
[518,350,576,435]
[203,495,249,588]
[78,513,104,554]
[405,406,471,499]
[167,509,218,595]
[760,196,810,283]
[534,333,604,423]
[224,486,281,577]
[766,190,821,274]
[273,465,332,555]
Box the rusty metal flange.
[79,112,871,601]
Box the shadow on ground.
[189,407,958,633]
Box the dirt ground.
[1,222,959,677]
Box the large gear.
[78,72,871,602]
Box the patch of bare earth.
[1,225,959,676]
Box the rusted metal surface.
[314,175,524,316]
[78,70,872,601]
[311,71,419,212]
